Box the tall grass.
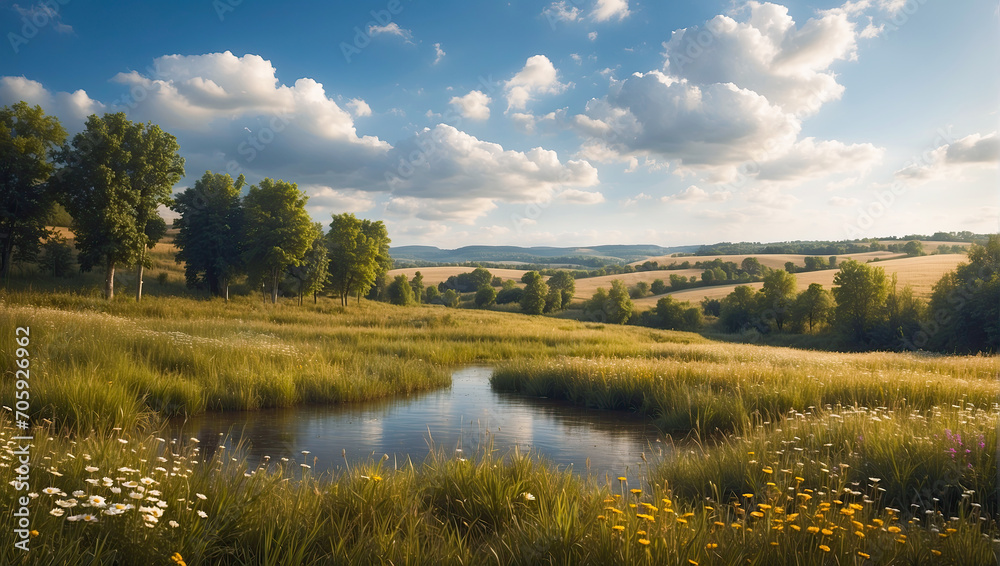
[492,352,1000,434]
[1,415,996,565]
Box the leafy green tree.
[39,232,73,277]
[803,256,829,271]
[630,281,650,299]
[650,279,667,295]
[519,271,548,315]
[287,224,330,305]
[741,257,764,278]
[423,284,440,304]
[652,296,702,331]
[496,286,523,305]
[410,271,424,304]
[545,270,576,312]
[761,270,797,331]
[0,102,66,281]
[501,279,517,290]
[387,274,415,306]
[605,279,634,324]
[784,261,798,274]
[883,276,923,345]
[172,171,246,299]
[903,240,925,256]
[327,213,391,306]
[720,286,762,332]
[475,285,497,308]
[56,113,184,300]
[920,235,999,353]
[242,178,315,304]
[832,260,890,345]
[829,256,837,268]
[669,274,687,290]
[441,288,460,307]
[701,297,721,317]
[583,288,610,322]
[791,283,833,333]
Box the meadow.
[1,278,998,563]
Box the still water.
[171,367,668,481]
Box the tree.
[605,280,634,324]
[387,274,415,306]
[519,271,548,315]
[39,232,73,277]
[496,286,524,305]
[287,224,330,305]
[832,260,890,345]
[441,289,460,307]
[242,178,315,304]
[652,296,702,331]
[630,281,650,299]
[650,279,667,295]
[669,274,687,290]
[583,288,610,322]
[741,257,764,278]
[791,283,833,332]
[0,102,66,282]
[720,285,762,332]
[761,270,797,331]
[545,270,576,312]
[55,113,184,300]
[701,297,721,317]
[922,235,999,353]
[803,256,828,271]
[475,285,497,308]
[424,284,441,304]
[327,213,391,306]
[410,271,424,304]
[784,261,798,274]
[172,171,246,299]
[903,240,925,257]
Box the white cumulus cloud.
[592,0,630,22]
[449,90,491,121]
[504,55,570,112]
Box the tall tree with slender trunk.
[242,178,315,304]
[55,113,184,300]
[172,171,246,299]
[0,102,66,283]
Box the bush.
[474,285,496,308]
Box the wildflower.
[858,552,870,559]
[84,466,99,473]
[197,510,208,518]
[50,508,65,517]
[821,529,833,536]
[931,550,941,556]
[42,487,60,495]
[612,525,625,532]
[638,538,650,546]
[522,492,536,501]
[169,520,179,528]
[630,489,642,495]
[88,495,106,508]
[617,476,627,482]
[29,530,38,537]
[819,545,830,552]
[888,526,901,533]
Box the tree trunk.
[313,291,318,304]
[104,261,115,300]
[0,239,12,283]
[224,282,230,302]
[135,263,144,302]
[270,271,279,304]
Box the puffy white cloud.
[368,22,413,43]
[588,31,598,41]
[382,124,598,222]
[592,0,630,22]
[433,43,446,64]
[449,90,491,121]
[302,186,375,214]
[0,76,104,127]
[755,137,884,182]
[895,132,1000,182]
[543,1,581,23]
[661,2,858,116]
[575,71,799,171]
[346,98,372,117]
[504,55,570,112]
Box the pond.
[170,367,669,481]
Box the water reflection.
[171,367,667,481]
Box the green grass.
[1,283,998,563]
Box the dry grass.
[632,254,967,310]
[630,252,900,269]
[571,270,703,301]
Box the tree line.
[0,102,392,303]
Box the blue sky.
[1,0,997,247]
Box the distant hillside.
[389,244,700,265]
